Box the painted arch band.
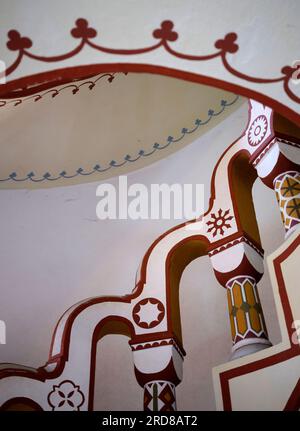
[1,18,300,107]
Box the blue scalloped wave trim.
[0,95,239,183]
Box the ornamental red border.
[0,72,118,107]
[0,18,300,124]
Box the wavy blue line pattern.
[0,95,239,183]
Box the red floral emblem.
[215,33,238,53]
[71,18,97,39]
[7,30,32,51]
[153,20,178,42]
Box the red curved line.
[0,99,17,106]
[164,41,221,61]
[4,51,24,76]
[221,52,284,84]
[58,84,78,91]
[78,80,95,87]
[93,73,115,83]
[42,89,59,96]
[23,40,85,62]
[0,73,115,101]
[22,94,41,102]
[283,77,300,104]
[0,72,104,98]
[0,63,299,125]
[86,39,163,55]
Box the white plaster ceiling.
[0,72,242,188]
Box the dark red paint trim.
[2,19,299,107]
[0,63,299,125]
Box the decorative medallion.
[132,298,165,329]
[206,209,233,237]
[47,380,85,411]
[247,115,268,146]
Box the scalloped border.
[0,94,239,183]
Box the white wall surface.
[0,102,283,410]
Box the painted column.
[143,380,176,411]
[209,236,272,359]
[252,137,300,236]
[225,275,270,359]
[131,338,184,411]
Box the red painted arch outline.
[1,63,299,126]
[0,100,298,410]
[1,18,299,109]
[0,99,270,384]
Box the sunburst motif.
[248,115,268,146]
[206,209,233,237]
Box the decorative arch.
[165,236,209,344]
[89,316,135,411]
[0,4,300,410]
[0,93,299,409]
[0,11,300,125]
[228,150,260,245]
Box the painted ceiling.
[0,0,299,189]
[0,72,243,188]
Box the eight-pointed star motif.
[132,298,165,329]
[206,208,233,237]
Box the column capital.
[251,136,300,235]
[131,341,182,411]
[132,341,183,388]
[251,136,300,188]
[208,234,264,288]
